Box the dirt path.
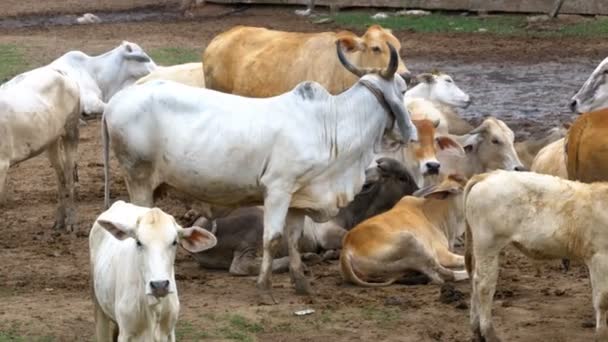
[0,2,604,341]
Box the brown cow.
[340,175,469,287]
[566,108,608,182]
[202,25,410,97]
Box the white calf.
[90,201,217,341]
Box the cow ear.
[424,188,461,200]
[97,219,135,241]
[436,136,464,154]
[416,73,435,84]
[462,134,482,154]
[337,36,365,52]
[179,226,217,253]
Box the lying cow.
[135,62,205,88]
[103,41,417,304]
[515,124,568,169]
[190,158,419,275]
[340,174,469,287]
[405,72,473,135]
[0,41,154,231]
[465,170,608,341]
[570,56,608,114]
[566,108,608,182]
[90,200,217,341]
[531,137,567,178]
[203,25,410,97]
[437,117,525,178]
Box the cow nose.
[426,162,440,174]
[400,71,413,85]
[569,99,578,113]
[150,280,170,297]
[514,165,527,172]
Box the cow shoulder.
[292,81,330,102]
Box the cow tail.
[102,113,111,209]
[565,113,588,181]
[339,248,396,287]
[464,173,488,276]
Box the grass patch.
[148,47,200,66]
[0,330,54,342]
[217,314,263,342]
[360,306,400,328]
[0,44,29,83]
[332,11,608,38]
[175,320,210,341]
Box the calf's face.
[463,118,525,172]
[98,208,217,299]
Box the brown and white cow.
[202,25,410,97]
[340,174,469,287]
[189,158,419,275]
[566,108,608,182]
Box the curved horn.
[469,120,490,135]
[336,40,365,78]
[380,42,398,79]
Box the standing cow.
[202,25,411,97]
[90,200,216,341]
[103,42,416,303]
[0,41,155,231]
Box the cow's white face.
[97,208,217,301]
[463,118,525,172]
[407,73,471,109]
[570,57,608,114]
[101,41,157,101]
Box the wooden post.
[549,0,566,18]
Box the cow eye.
[136,240,143,248]
[491,138,501,145]
[446,79,453,83]
[371,46,382,53]
[172,239,178,246]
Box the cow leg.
[0,159,8,204]
[124,175,155,207]
[436,247,465,268]
[286,209,313,295]
[471,251,501,342]
[47,140,69,231]
[61,122,79,232]
[257,190,291,305]
[589,255,608,340]
[94,299,114,342]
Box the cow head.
[339,157,418,229]
[97,207,216,300]
[98,41,157,101]
[336,25,411,83]
[463,118,526,172]
[407,72,471,108]
[336,39,417,144]
[570,57,608,114]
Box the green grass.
[217,314,263,342]
[148,47,200,66]
[0,44,28,83]
[360,306,400,328]
[332,12,608,38]
[175,320,210,341]
[0,331,54,342]
[177,314,263,341]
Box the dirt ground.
[0,1,605,341]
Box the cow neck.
[359,80,395,122]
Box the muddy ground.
[0,1,605,341]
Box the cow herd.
[2,23,608,341]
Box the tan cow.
[202,25,410,97]
[135,62,205,88]
[566,108,608,182]
[515,124,568,169]
[530,138,567,178]
[340,175,469,287]
[465,170,608,341]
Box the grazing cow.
[566,108,608,182]
[103,42,417,303]
[190,158,419,275]
[516,124,568,169]
[0,41,154,231]
[405,72,473,135]
[436,117,526,178]
[90,200,217,341]
[531,137,567,178]
[135,62,205,88]
[202,25,410,97]
[377,119,461,187]
[570,56,608,113]
[340,174,469,287]
[464,170,608,341]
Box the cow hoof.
[294,278,314,296]
[256,290,278,305]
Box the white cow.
[465,171,608,341]
[570,56,608,113]
[102,42,417,303]
[0,41,155,231]
[405,72,472,135]
[90,200,217,342]
[135,62,205,88]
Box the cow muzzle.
[149,280,170,298]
